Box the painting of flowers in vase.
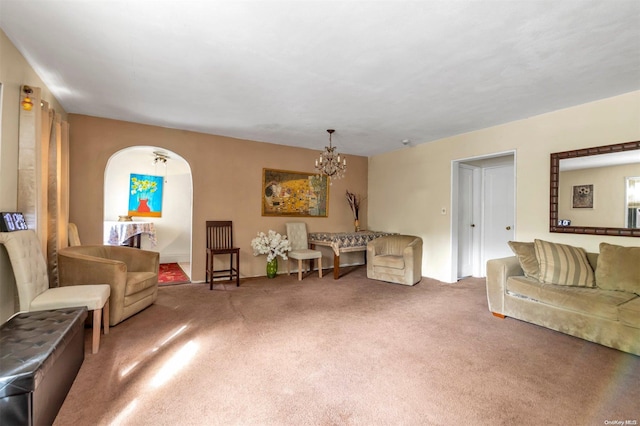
[128,174,164,217]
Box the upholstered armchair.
[366,235,423,285]
[58,245,159,326]
[0,230,111,353]
[286,222,322,281]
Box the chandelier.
[315,129,346,181]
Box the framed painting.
[262,168,329,217]
[128,173,164,217]
[572,184,594,209]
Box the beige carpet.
[54,267,639,426]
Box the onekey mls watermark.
[604,421,637,425]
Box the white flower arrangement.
[250,230,292,262]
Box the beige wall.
[68,115,369,282]
[0,29,67,322]
[559,163,640,228]
[369,91,640,283]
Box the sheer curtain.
[18,85,70,286]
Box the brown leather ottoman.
[0,307,87,425]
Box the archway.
[103,146,193,278]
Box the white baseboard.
[159,253,190,264]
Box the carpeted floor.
[54,267,639,426]
[158,262,190,285]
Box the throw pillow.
[595,242,640,294]
[534,239,595,287]
[507,241,539,279]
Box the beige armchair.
[367,235,423,285]
[58,245,159,326]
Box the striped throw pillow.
[534,239,595,287]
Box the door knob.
[470,224,475,227]
[506,226,511,230]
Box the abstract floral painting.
[128,173,164,217]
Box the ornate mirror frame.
[550,140,640,237]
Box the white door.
[482,165,515,275]
[457,165,475,278]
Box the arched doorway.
[103,146,193,278]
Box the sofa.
[367,235,422,285]
[58,245,159,326]
[486,240,640,356]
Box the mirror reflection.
[550,141,640,236]
[558,151,640,228]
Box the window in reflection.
[626,177,640,228]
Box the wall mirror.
[550,140,640,237]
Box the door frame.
[456,163,481,279]
[450,150,516,282]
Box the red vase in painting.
[137,198,150,212]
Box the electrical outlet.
[441,207,447,215]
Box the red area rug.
[158,263,190,285]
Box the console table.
[104,221,157,248]
[308,231,395,279]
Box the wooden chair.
[286,222,323,281]
[0,230,110,354]
[206,221,240,289]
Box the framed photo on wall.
[261,168,329,217]
[572,184,594,209]
[128,174,164,217]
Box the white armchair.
[367,235,423,285]
[0,230,110,353]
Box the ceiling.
[2,1,639,157]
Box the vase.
[266,258,278,278]
[354,219,360,232]
[137,198,150,212]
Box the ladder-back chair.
[206,221,240,288]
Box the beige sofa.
[367,235,422,285]
[486,241,640,356]
[58,245,159,326]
